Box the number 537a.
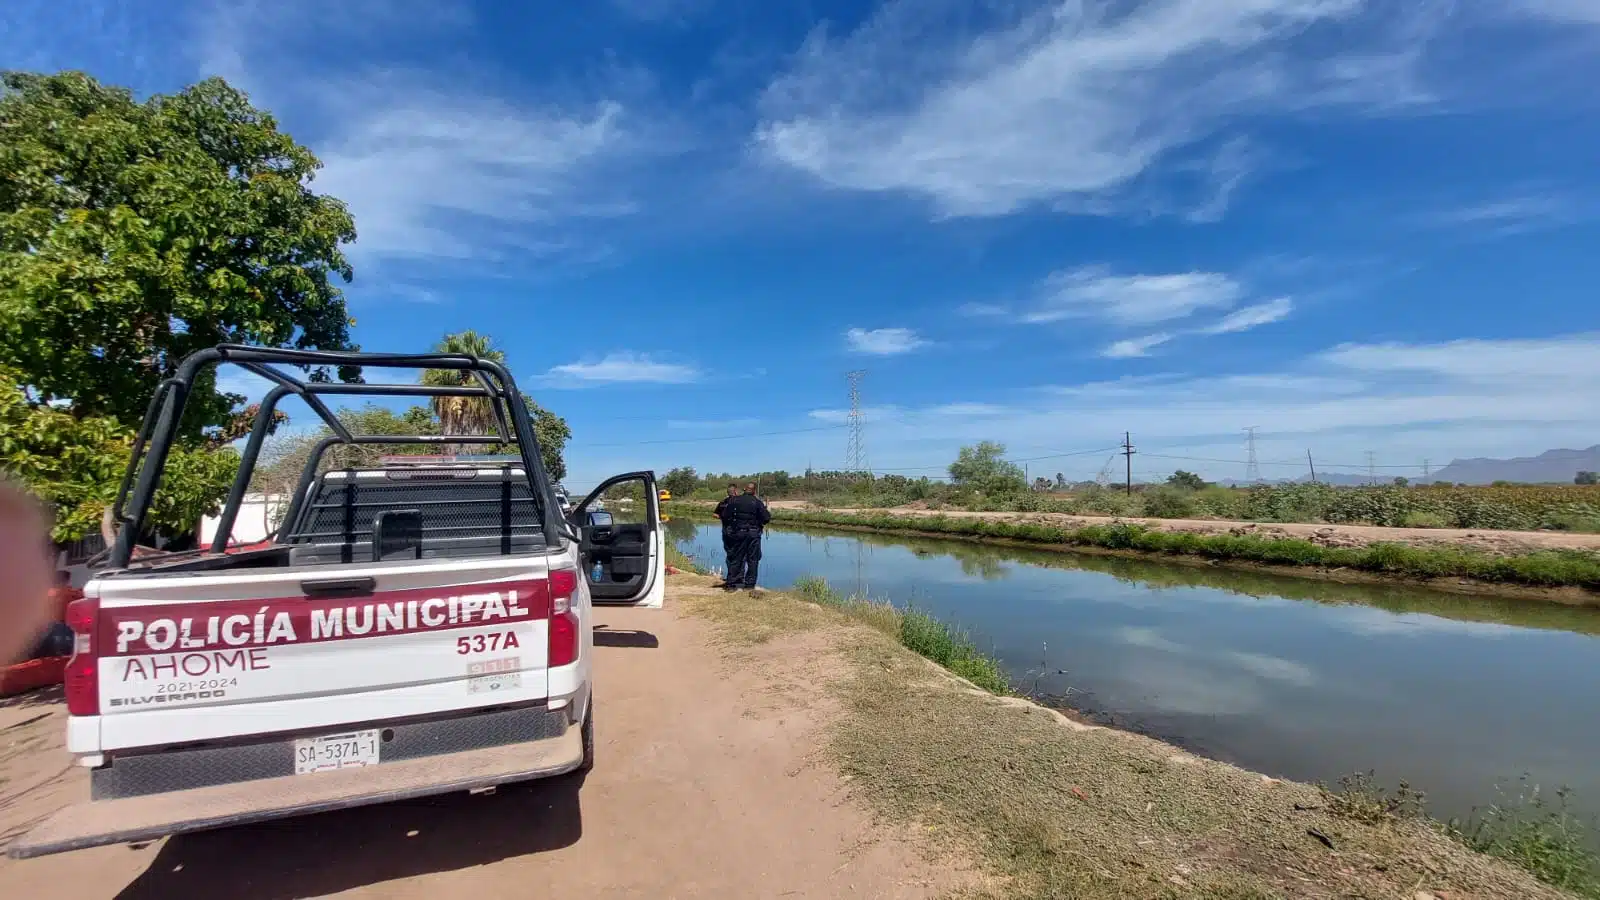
[457,631,520,654]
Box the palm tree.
[420,331,505,444]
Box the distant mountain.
[1217,472,1377,488]
[1423,446,1600,485]
[1211,448,1600,487]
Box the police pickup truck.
[9,346,663,859]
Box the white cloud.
[809,405,899,423]
[1417,191,1580,236]
[788,333,1600,484]
[1101,333,1174,358]
[313,92,632,266]
[927,402,1013,417]
[196,2,649,271]
[957,302,1010,318]
[756,0,1442,219]
[1028,268,1243,326]
[1199,297,1294,334]
[845,327,929,355]
[1516,0,1600,24]
[1317,334,1600,385]
[544,352,702,387]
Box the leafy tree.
[527,398,571,482]
[1577,471,1599,486]
[417,331,570,479]
[1166,470,1208,491]
[206,404,290,450]
[948,441,1026,496]
[1393,476,1409,487]
[251,404,441,500]
[421,330,502,438]
[1054,472,1066,489]
[0,71,361,437]
[340,403,438,440]
[661,466,699,497]
[1,370,236,542]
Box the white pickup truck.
[9,346,663,859]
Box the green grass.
[665,542,706,574]
[1324,771,1600,897]
[772,509,1600,591]
[791,575,1011,694]
[684,578,1573,899]
[1447,778,1600,897]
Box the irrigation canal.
[668,517,1600,833]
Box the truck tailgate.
[83,556,555,752]
[8,726,582,858]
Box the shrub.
[1446,778,1600,896]
[1540,504,1600,534]
[1401,510,1451,528]
[791,576,1010,694]
[1141,486,1197,519]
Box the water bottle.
[591,561,604,583]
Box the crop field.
[951,483,1600,533]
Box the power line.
[1007,446,1121,463]
[845,370,868,476]
[1121,432,1136,495]
[1244,426,1261,483]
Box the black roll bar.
[270,434,510,546]
[110,344,562,568]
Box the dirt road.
[0,584,956,899]
[766,500,1600,556]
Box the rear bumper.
[7,726,583,859]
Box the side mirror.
[587,510,614,529]
[373,509,423,561]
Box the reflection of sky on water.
[679,523,1600,832]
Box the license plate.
[293,729,381,775]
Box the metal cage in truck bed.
[105,345,570,572]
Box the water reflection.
[673,520,1600,833]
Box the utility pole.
[845,370,868,477]
[1244,426,1261,483]
[1121,432,1136,495]
[1422,459,1431,481]
[1306,449,1317,484]
[1366,450,1377,486]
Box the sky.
[5,0,1600,490]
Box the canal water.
[668,518,1600,830]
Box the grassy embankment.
[681,573,1599,898]
[768,508,1600,594]
[674,478,1600,532]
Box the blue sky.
[6,0,1600,489]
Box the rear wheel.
[576,702,594,774]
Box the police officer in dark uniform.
[721,482,771,591]
[712,483,739,586]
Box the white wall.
[199,493,287,547]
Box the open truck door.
[573,472,664,608]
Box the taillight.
[64,596,100,716]
[548,567,579,667]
